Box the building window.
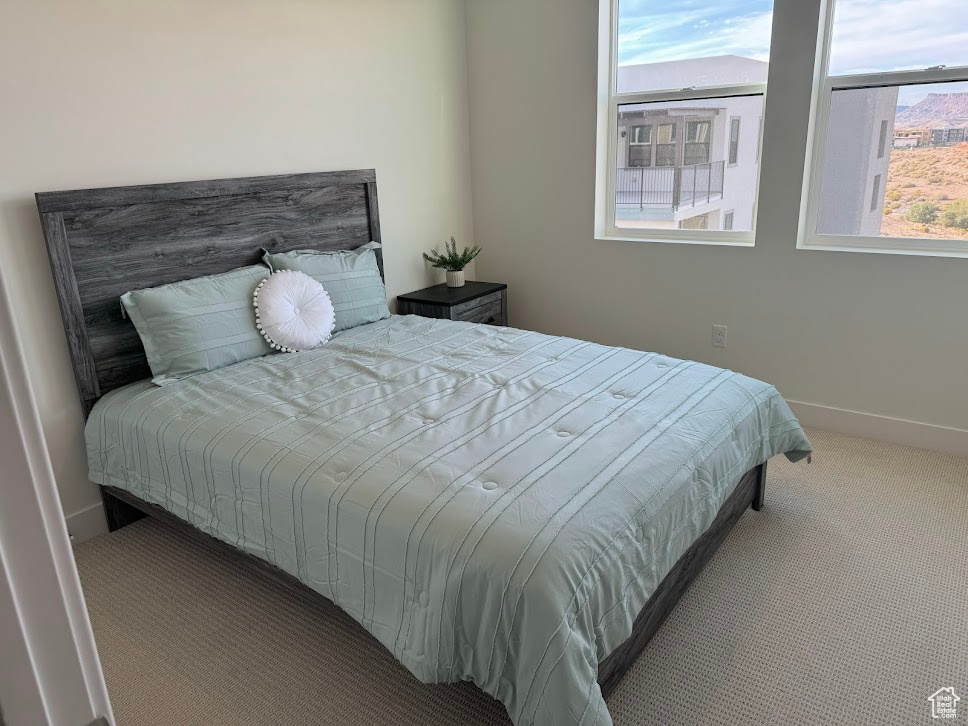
[596,0,771,243]
[723,210,735,230]
[729,118,741,165]
[628,125,653,167]
[685,121,711,165]
[802,0,968,254]
[655,123,677,167]
[680,213,709,230]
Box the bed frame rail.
[597,462,765,698]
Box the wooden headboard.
[36,169,383,415]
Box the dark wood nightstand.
[397,281,508,326]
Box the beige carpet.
[74,428,968,725]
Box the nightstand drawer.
[454,293,503,325]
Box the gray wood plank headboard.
[35,169,383,415]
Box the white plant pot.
[446,270,465,288]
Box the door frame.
[0,270,113,726]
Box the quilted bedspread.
[87,315,811,725]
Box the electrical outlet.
[712,325,727,348]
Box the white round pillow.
[253,270,335,353]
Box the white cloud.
[829,0,968,74]
[619,10,773,66]
[618,0,967,80]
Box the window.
[802,0,968,254]
[628,125,653,167]
[684,120,711,165]
[729,118,741,165]
[680,213,709,230]
[655,123,676,167]
[756,117,763,162]
[630,125,651,144]
[596,0,772,243]
[598,0,968,256]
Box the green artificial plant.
[422,237,481,271]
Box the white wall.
[720,96,763,232]
[0,0,474,537]
[465,0,968,453]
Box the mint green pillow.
[265,242,390,332]
[121,265,271,386]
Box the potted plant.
[422,237,481,288]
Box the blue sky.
[617,0,772,67]
[618,0,968,105]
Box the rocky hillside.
[895,93,968,129]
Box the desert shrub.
[901,182,917,188]
[940,199,968,229]
[927,176,943,184]
[885,189,902,202]
[906,201,940,224]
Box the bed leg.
[752,462,767,511]
[101,487,146,532]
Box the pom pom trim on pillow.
[253,270,336,353]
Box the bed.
[37,170,811,726]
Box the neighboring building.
[893,128,930,148]
[614,56,899,236]
[817,86,898,236]
[930,127,967,145]
[895,126,968,148]
[614,56,766,231]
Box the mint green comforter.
[87,315,811,726]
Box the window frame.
[798,0,968,257]
[595,0,766,246]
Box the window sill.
[596,233,755,248]
[799,238,968,259]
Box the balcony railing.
[615,161,725,211]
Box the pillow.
[254,270,335,352]
[264,241,389,332]
[121,265,271,386]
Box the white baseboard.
[65,502,108,545]
[787,400,968,459]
